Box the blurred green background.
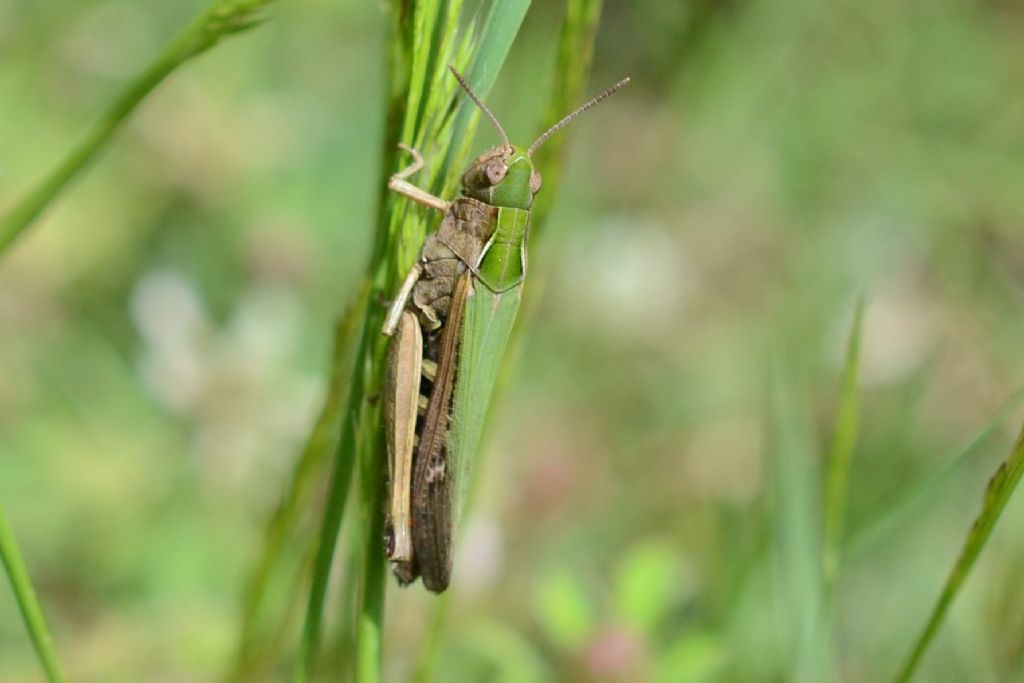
[4,0,1024,681]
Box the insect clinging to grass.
[382,65,629,593]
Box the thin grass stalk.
[822,296,865,586]
[229,293,364,682]
[768,351,830,682]
[292,314,369,683]
[530,0,604,229]
[846,386,1024,559]
[0,0,278,256]
[893,422,1024,683]
[0,506,68,683]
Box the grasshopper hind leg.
[384,310,423,584]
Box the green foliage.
[612,539,683,632]
[534,566,596,650]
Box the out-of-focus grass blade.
[230,291,365,681]
[530,0,604,228]
[892,423,1024,683]
[293,314,369,683]
[846,386,1024,558]
[0,506,68,683]
[413,594,451,683]
[0,0,279,256]
[768,352,830,682]
[822,296,865,585]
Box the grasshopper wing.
[411,272,471,592]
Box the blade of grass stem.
[291,0,455,675]
[846,386,1024,559]
[503,0,606,420]
[822,296,865,586]
[769,352,829,682]
[413,595,451,683]
[230,292,365,681]
[0,506,68,683]
[892,422,1024,683]
[355,425,387,683]
[292,303,371,682]
[326,529,364,674]
[530,0,604,228]
[0,0,278,256]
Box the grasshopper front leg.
[382,145,450,335]
[388,144,449,213]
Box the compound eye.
[529,169,542,194]
[484,160,507,186]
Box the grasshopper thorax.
[461,144,542,210]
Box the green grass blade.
[530,0,604,228]
[354,409,387,683]
[768,352,829,682]
[292,308,370,683]
[846,386,1024,558]
[413,596,452,683]
[509,0,607,380]
[822,296,865,585]
[0,506,69,683]
[0,0,278,256]
[230,292,365,681]
[892,423,1024,683]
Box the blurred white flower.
[557,215,696,341]
[455,516,505,594]
[130,270,317,487]
[132,271,208,413]
[853,274,939,385]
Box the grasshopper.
[382,66,629,593]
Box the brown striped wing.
[411,271,471,593]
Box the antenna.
[449,65,511,150]
[528,77,630,156]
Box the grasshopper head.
[461,144,541,210]
[448,65,629,211]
